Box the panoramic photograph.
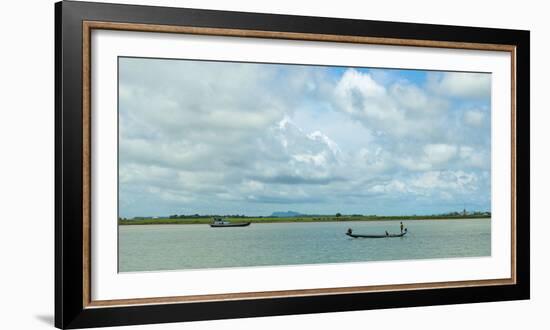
[118,56,491,272]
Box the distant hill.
[270,211,303,217]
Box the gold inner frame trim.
[82,20,517,308]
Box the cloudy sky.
[118,57,491,217]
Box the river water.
[119,219,490,272]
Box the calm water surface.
[119,219,490,272]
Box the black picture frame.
[55,1,530,328]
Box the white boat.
[210,217,251,228]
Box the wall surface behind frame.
[0,0,546,329]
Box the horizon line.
[120,209,491,219]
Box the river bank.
[118,214,490,225]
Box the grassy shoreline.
[118,215,490,225]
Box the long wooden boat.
[210,222,251,228]
[345,230,407,238]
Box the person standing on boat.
[400,222,404,233]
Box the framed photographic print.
[55,1,530,328]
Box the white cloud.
[369,179,407,194]
[334,69,403,131]
[459,146,488,168]
[331,69,450,139]
[397,157,433,171]
[464,110,486,127]
[410,170,479,193]
[423,144,458,164]
[429,72,491,100]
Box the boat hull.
[210,222,251,228]
[346,232,406,238]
